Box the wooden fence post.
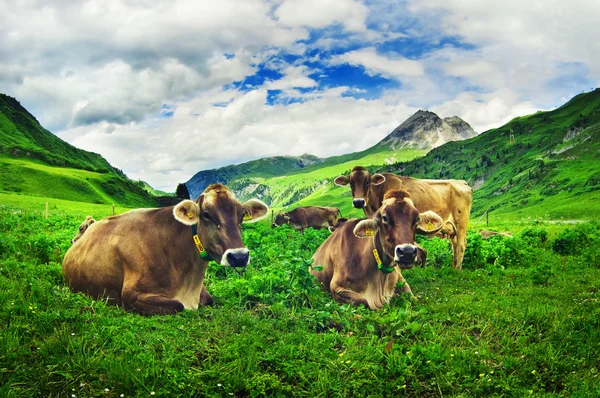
[486,210,489,227]
[271,209,274,225]
[112,204,115,216]
[45,202,49,219]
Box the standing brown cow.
[335,166,473,270]
[62,184,268,315]
[312,190,443,310]
[273,206,342,233]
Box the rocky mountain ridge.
[377,110,478,150]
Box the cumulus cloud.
[3,0,599,192]
[58,86,418,190]
[410,0,600,97]
[276,0,368,32]
[0,0,306,130]
[331,47,425,79]
[430,89,538,133]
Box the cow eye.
[202,211,212,221]
[381,215,389,223]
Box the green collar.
[192,224,212,261]
[373,248,395,273]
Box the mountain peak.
[377,110,477,150]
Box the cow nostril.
[396,245,417,258]
[353,199,365,208]
[227,250,249,267]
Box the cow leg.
[452,228,467,270]
[121,288,184,315]
[200,286,214,306]
[330,280,369,309]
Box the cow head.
[334,166,386,209]
[173,184,268,268]
[272,212,291,228]
[328,217,348,233]
[353,190,443,269]
[71,216,96,245]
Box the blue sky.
[1,0,599,190]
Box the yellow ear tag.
[187,212,195,219]
[427,221,435,231]
[243,214,253,221]
[365,228,374,236]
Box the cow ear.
[173,200,200,225]
[354,219,379,238]
[371,174,386,185]
[242,199,269,223]
[88,218,95,225]
[334,175,349,186]
[416,211,444,235]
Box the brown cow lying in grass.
[71,216,96,245]
[311,190,443,310]
[62,184,268,315]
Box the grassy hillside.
[0,94,115,173]
[0,94,158,208]
[373,89,600,220]
[232,148,426,209]
[222,90,600,221]
[0,156,157,208]
[186,154,324,199]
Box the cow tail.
[337,208,343,218]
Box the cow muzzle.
[221,248,250,268]
[353,198,366,209]
[395,244,418,269]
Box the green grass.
[1,203,599,397]
[0,94,160,208]
[0,192,133,219]
[238,148,426,209]
[0,155,157,208]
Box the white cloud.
[331,47,425,79]
[0,0,306,130]
[410,0,600,85]
[264,65,318,91]
[58,86,418,190]
[431,89,538,133]
[276,0,368,32]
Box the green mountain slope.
[374,89,600,220]
[185,110,474,204]
[0,94,157,208]
[229,147,427,208]
[186,154,324,199]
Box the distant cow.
[479,230,513,239]
[335,166,473,270]
[311,190,443,310]
[328,217,348,232]
[273,206,342,233]
[434,221,457,240]
[62,184,268,315]
[71,216,96,245]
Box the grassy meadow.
[1,197,599,397]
